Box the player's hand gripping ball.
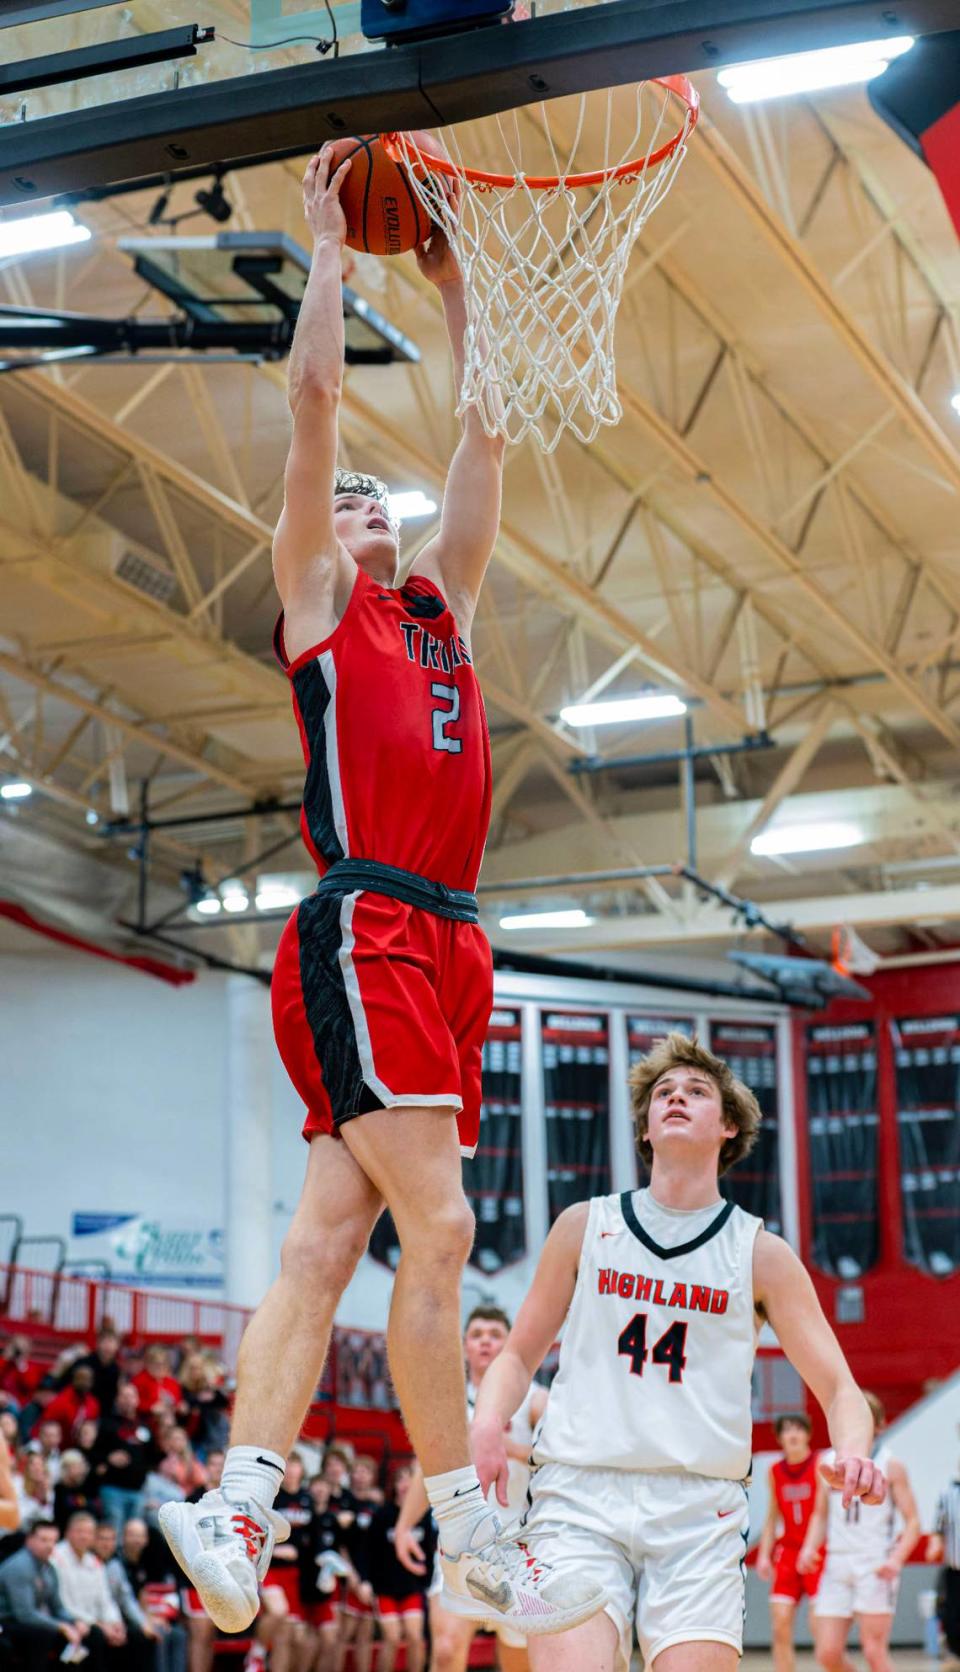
[322,131,458,255]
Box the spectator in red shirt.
[0,1338,45,1410]
[157,1431,205,1497]
[132,1351,180,1426]
[37,1369,100,1447]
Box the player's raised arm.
[754,1231,883,1510]
[273,147,356,612]
[409,227,505,631]
[472,1202,587,1505]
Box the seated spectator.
[176,1359,228,1462]
[53,1451,101,1533]
[185,1450,222,1508]
[77,1420,100,1471]
[92,1384,158,1533]
[0,1338,45,1412]
[94,1520,160,1672]
[131,1352,180,1427]
[51,1512,125,1662]
[0,1520,96,1672]
[39,1368,100,1448]
[16,1381,57,1447]
[320,1449,355,1517]
[367,1465,432,1672]
[169,1342,199,1381]
[118,1522,186,1672]
[0,1413,19,1450]
[71,1334,122,1417]
[141,1460,185,1533]
[15,1453,55,1540]
[29,1423,64,1488]
[157,1431,205,1497]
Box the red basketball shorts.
[307,1598,339,1630]
[772,1544,823,1604]
[377,1594,424,1617]
[272,888,493,1158]
[263,1563,305,1621]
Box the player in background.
[800,1393,920,1672]
[300,1476,353,1672]
[395,1307,546,1672]
[756,1413,824,1672]
[367,1465,435,1672]
[472,1033,887,1672]
[337,1458,381,1672]
[158,145,601,1645]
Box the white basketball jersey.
[534,1188,763,1480]
[823,1445,897,1560]
[468,1378,537,1518]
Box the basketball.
[330,131,451,256]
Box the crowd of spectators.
[0,1330,428,1672]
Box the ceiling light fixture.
[255,883,302,912]
[751,821,863,856]
[387,490,437,521]
[560,694,687,727]
[0,210,91,260]
[951,392,960,417]
[0,782,32,800]
[195,895,222,916]
[221,882,250,913]
[499,908,595,930]
[717,36,914,103]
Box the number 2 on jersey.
[618,1313,688,1384]
[431,682,462,754]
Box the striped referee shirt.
[936,1480,960,1569]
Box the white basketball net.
[388,82,696,453]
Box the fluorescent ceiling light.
[751,821,863,856]
[255,883,302,912]
[85,809,99,826]
[195,895,222,916]
[388,490,437,521]
[221,883,249,913]
[717,36,914,103]
[0,782,32,800]
[560,694,687,727]
[951,392,960,417]
[499,908,595,930]
[0,209,91,260]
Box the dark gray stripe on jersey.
[292,657,345,868]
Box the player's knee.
[861,1640,889,1672]
[280,1214,368,1293]
[429,1626,463,1671]
[772,1615,793,1645]
[402,1197,475,1267]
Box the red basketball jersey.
[772,1453,820,1551]
[275,570,491,892]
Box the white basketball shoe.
[441,1525,605,1635]
[159,1491,291,1632]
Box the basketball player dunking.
[756,1412,824,1672]
[159,146,601,1640]
[472,1033,888,1672]
[393,1305,548,1672]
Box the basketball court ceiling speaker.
[868,30,960,240]
[361,0,513,44]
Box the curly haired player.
[472,1033,887,1672]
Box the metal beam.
[710,702,838,889]
[3,0,954,207]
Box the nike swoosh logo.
[452,1485,482,1499]
[599,1231,619,1239]
[717,1509,738,1519]
[256,1457,285,1473]
[466,1572,513,1612]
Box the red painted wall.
[792,960,960,1429]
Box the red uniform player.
[756,1412,824,1672]
[159,142,601,1648]
[271,565,493,1155]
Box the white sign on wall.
[72,1213,224,1288]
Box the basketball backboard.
[0,0,956,207]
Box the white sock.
[221,1445,285,1514]
[424,1464,500,1555]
